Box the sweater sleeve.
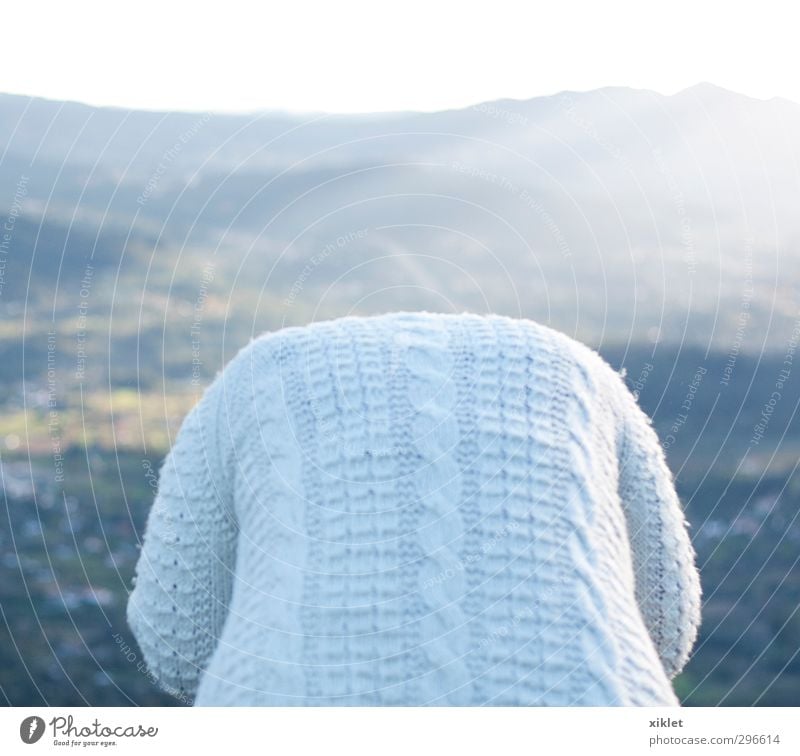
[614,381,702,679]
[126,373,238,702]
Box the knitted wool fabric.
[127,311,702,706]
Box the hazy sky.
[5,1,796,113]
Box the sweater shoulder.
[219,312,630,401]
[510,317,630,396]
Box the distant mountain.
[1,84,799,351]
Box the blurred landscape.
[1,83,799,705]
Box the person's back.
[127,311,702,706]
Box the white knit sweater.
[127,312,702,706]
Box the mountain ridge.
[2,81,797,120]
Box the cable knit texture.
[127,311,702,706]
